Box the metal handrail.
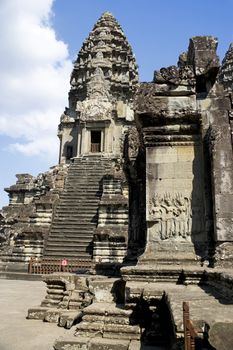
[91,143,101,152]
[183,301,198,350]
[28,257,94,274]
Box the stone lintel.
[143,134,200,147]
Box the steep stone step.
[55,206,99,211]
[45,239,92,245]
[63,186,102,190]
[49,231,95,236]
[48,234,94,239]
[43,156,111,259]
[43,249,92,256]
[43,255,92,260]
[45,243,92,249]
[58,196,101,201]
[50,225,97,230]
[50,226,95,232]
[56,200,100,204]
[53,212,97,216]
[52,217,97,222]
[50,220,97,225]
[50,225,96,230]
[67,171,106,175]
[60,191,101,196]
[44,246,92,251]
[63,185,101,189]
[47,228,95,234]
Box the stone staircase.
[53,276,169,350]
[43,156,111,260]
[28,267,233,349]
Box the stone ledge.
[54,336,89,350]
[54,336,130,350]
[27,306,48,320]
[59,310,82,329]
[83,302,132,317]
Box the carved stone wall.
[146,144,205,244]
[93,173,128,263]
[148,193,192,240]
[134,36,224,264]
[0,164,68,263]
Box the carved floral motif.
[76,99,112,121]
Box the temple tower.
[43,13,138,261]
[58,12,138,162]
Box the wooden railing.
[183,301,198,350]
[28,257,94,274]
[91,143,100,152]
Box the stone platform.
[38,265,233,350]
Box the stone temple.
[1,11,233,350]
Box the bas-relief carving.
[148,193,203,241]
[87,67,110,100]
[76,99,112,121]
[76,68,113,121]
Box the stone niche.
[145,140,207,262]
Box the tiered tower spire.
[68,12,138,111]
[58,12,138,162]
[218,43,233,91]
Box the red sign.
[61,259,68,266]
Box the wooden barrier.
[91,143,100,152]
[183,301,198,350]
[28,257,94,274]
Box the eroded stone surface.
[209,322,233,350]
[0,165,68,263]
[2,11,233,350]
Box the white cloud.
[0,0,72,160]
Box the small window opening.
[67,145,73,160]
[91,131,101,152]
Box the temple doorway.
[91,130,101,152]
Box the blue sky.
[0,0,233,208]
[52,0,233,79]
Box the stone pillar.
[76,123,82,156]
[93,175,128,263]
[206,86,233,264]
[138,116,207,264]
[58,112,76,164]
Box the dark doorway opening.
[91,130,101,152]
[66,145,73,160]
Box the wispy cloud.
[0,0,72,161]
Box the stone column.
[136,110,208,264]
[206,86,233,264]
